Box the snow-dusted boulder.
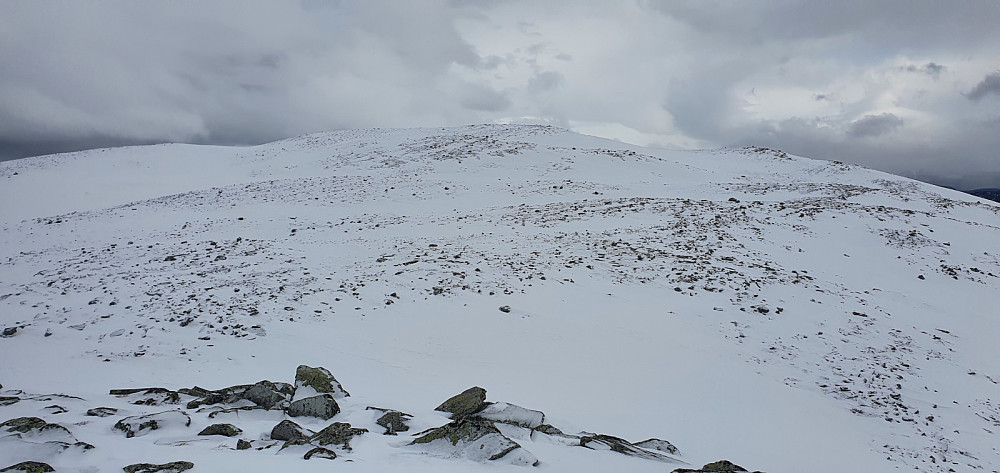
[635,438,680,455]
[113,410,191,438]
[0,461,54,472]
[476,402,545,428]
[287,394,339,420]
[309,422,367,450]
[411,418,538,466]
[580,433,682,463]
[270,419,310,441]
[294,365,349,399]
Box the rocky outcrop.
[197,423,242,437]
[375,410,411,435]
[309,422,367,450]
[0,461,54,473]
[580,433,682,463]
[287,394,339,419]
[122,461,194,473]
[86,407,118,417]
[411,417,538,466]
[477,402,545,428]
[109,387,180,406]
[672,460,749,473]
[434,386,488,418]
[113,411,191,438]
[635,438,680,456]
[295,365,349,398]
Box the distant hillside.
[967,187,1000,203]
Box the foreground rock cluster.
[0,368,758,471]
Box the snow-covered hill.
[1,125,998,472]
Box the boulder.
[434,386,488,418]
[122,462,194,473]
[672,460,748,473]
[243,380,289,409]
[0,397,18,406]
[287,394,340,420]
[476,402,545,428]
[0,417,73,439]
[411,417,538,466]
[303,446,337,460]
[86,407,118,417]
[294,365,349,398]
[0,462,54,473]
[197,423,242,437]
[236,439,252,450]
[309,422,368,450]
[375,411,411,435]
[113,411,191,438]
[580,433,682,463]
[270,420,310,441]
[635,438,680,456]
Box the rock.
[476,402,545,428]
[113,410,191,438]
[295,365,349,398]
[434,386,488,418]
[287,394,340,420]
[86,407,119,417]
[109,387,180,406]
[309,422,368,450]
[236,439,252,450]
[375,410,411,435]
[0,417,72,438]
[181,384,252,409]
[1,327,17,337]
[270,419,310,441]
[122,461,194,473]
[0,396,18,406]
[198,423,242,437]
[672,460,748,473]
[499,305,511,313]
[0,462,54,473]
[635,438,680,456]
[411,417,538,466]
[580,433,682,463]
[303,446,337,460]
[243,380,289,409]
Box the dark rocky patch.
[434,386,488,418]
[197,423,242,437]
[122,461,194,473]
[0,462,54,473]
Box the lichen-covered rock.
[86,407,118,417]
[270,419,310,441]
[375,410,411,435]
[434,386,488,418]
[113,411,191,438]
[672,460,748,473]
[198,423,242,437]
[287,394,340,420]
[294,365,349,398]
[0,461,54,473]
[303,446,337,460]
[635,438,680,456]
[309,422,367,450]
[122,461,194,473]
[581,433,682,463]
[411,417,538,466]
[476,402,545,428]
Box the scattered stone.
[113,411,191,438]
[295,365,350,398]
[236,439,252,450]
[635,438,680,456]
[580,433,682,463]
[0,417,71,437]
[43,405,67,415]
[1,327,17,338]
[673,460,748,473]
[303,446,337,460]
[122,461,194,473]
[412,418,538,466]
[375,410,411,435]
[434,386,488,418]
[0,396,19,406]
[0,461,54,473]
[86,407,119,417]
[499,305,511,313]
[198,423,242,437]
[477,402,545,428]
[270,419,310,441]
[309,422,368,450]
[287,394,340,420]
[109,387,180,406]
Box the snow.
[1,124,999,472]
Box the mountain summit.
[1,125,998,472]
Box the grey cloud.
[457,83,511,112]
[847,113,905,137]
[905,62,945,77]
[967,72,1000,101]
[528,71,563,93]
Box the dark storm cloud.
[967,72,1000,101]
[847,113,905,138]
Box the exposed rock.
[295,365,349,398]
[375,410,411,435]
[287,394,340,420]
[181,384,252,409]
[109,387,180,406]
[236,439,252,450]
[434,386,488,418]
[122,461,194,473]
[411,417,538,466]
[86,407,119,417]
[477,402,545,428]
[303,446,337,460]
[0,461,54,473]
[113,411,191,438]
[673,460,748,473]
[635,438,680,456]
[243,380,290,409]
[270,419,310,441]
[580,433,682,463]
[0,396,18,406]
[197,423,242,437]
[1,327,17,337]
[309,422,368,450]
[0,417,72,438]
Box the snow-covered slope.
[1,124,998,472]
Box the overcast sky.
[2,1,999,188]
